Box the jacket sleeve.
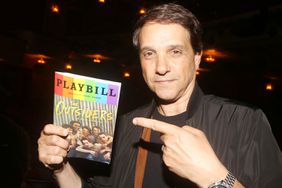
[81,177,111,188]
[236,109,282,187]
[81,178,94,188]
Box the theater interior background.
[0,0,281,187]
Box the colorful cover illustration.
[53,72,121,164]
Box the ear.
[194,51,202,70]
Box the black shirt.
[143,108,197,188]
[82,83,282,188]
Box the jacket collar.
[186,82,204,119]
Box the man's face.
[93,128,101,136]
[99,134,107,143]
[73,122,80,130]
[138,23,201,103]
[82,128,90,136]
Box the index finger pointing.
[133,117,180,135]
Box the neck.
[157,80,195,116]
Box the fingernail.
[132,118,137,125]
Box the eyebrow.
[167,44,185,50]
[139,46,156,53]
[140,44,185,51]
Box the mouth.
[154,79,175,84]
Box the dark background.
[0,0,281,187]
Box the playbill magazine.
[53,72,121,164]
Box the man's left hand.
[133,117,228,188]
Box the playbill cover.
[53,71,121,164]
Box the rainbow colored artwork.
[54,72,120,105]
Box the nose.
[155,54,170,75]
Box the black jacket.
[82,84,282,187]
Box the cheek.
[177,63,195,81]
[141,63,153,81]
[142,71,152,88]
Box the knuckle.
[37,137,42,145]
[195,129,204,136]
[53,146,67,157]
[38,135,47,145]
[53,146,61,155]
[48,156,56,164]
[162,155,169,166]
[50,135,59,143]
[59,140,68,150]
[44,124,53,132]
[62,150,68,157]
[37,141,46,154]
[38,153,47,163]
[50,156,63,164]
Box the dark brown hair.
[132,3,203,54]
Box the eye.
[170,48,182,56]
[142,50,155,59]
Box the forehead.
[139,22,191,48]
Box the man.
[91,126,102,143]
[38,3,282,188]
[70,121,82,135]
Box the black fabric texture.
[82,83,282,188]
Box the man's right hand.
[38,124,69,170]
[38,124,82,187]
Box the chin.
[155,94,177,104]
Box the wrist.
[208,171,236,188]
[52,161,69,176]
[48,157,68,174]
[53,162,82,188]
[201,165,228,188]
